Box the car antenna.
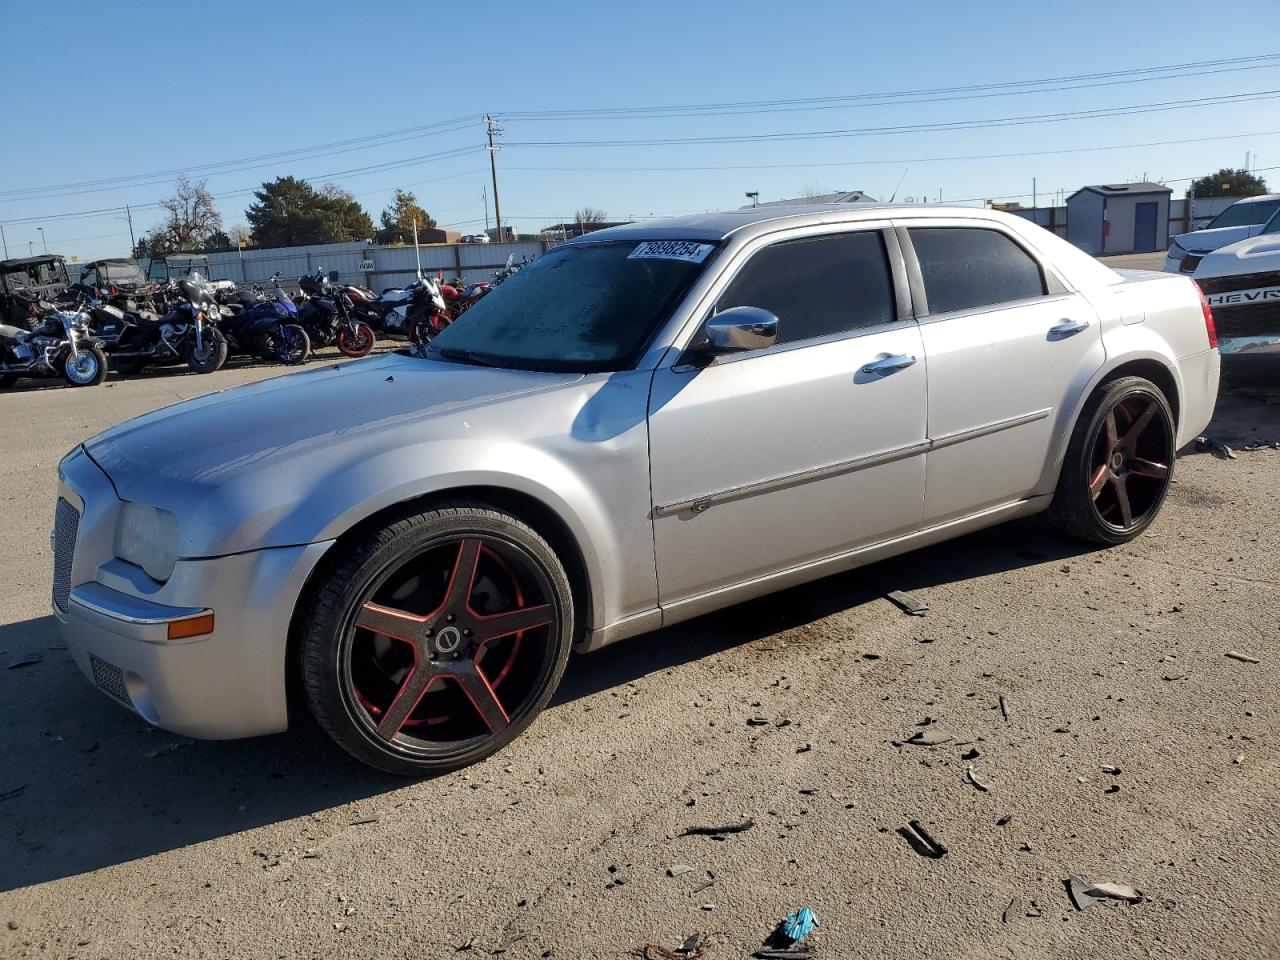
[888,168,910,203]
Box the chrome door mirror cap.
[704,306,779,355]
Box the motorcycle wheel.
[63,345,109,387]
[188,328,228,374]
[337,322,376,358]
[274,324,311,365]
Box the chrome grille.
[89,654,130,705]
[52,497,80,612]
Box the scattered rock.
[996,815,1013,827]
[746,717,770,727]
[965,764,990,792]
[1225,650,1261,664]
[1002,896,1021,923]
[1101,765,1121,775]
[667,865,695,878]
[898,820,947,859]
[901,729,953,747]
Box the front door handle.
[862,354,917,375]
[1049,318,1091,338]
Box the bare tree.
[145,176,223,253]
[800,182,832,200]
[228,224,252,247]
[574,206,607,224]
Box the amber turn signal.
[168,612,214,641]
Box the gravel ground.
[0,345,1277,960]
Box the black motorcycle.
[0,290,108,388]
[93,277,228,375]
[293,271,376,358]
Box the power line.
[506,89,1280,148]
[502,129,1280,174]
[0,114,484,202]
[503,58,1280,122]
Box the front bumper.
[54,445,333,739]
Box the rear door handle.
[1049,318,1090,338]
[862,354,917,375]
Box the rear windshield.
[1208,198,1280,229]
[428,240,716,372]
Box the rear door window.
[717,231,894,344]
[909,227,1047,315]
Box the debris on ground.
[747,717,771,726]
[1101,765,1121,775]
[349,816,379,826]
[1225,650,1261,664]
[679,818,755,839]
[996,814,1013,827]
[633,938,706,960]
[898,820,947,859]
[998,695,1009,721]
[1067,874,1145,910]
[4,654,42,670]
[961,748,980,761]
[1002,896,1021,923]
[1025,900,1042,918]
[753,907,821,956]
[1195,435,1237,459]
[965,764,990,792]
[886,590,928,616]
[900,729,954,747]
[666,864,695,878]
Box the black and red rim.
[338,534,560,756]
[1087,392,1173,531]
[338,323,374,357]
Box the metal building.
[1066,182,1171,255]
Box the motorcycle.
[88,278,227,375]
[0,290,108,388]
[359,274,449,355]
[214,281,310,366]
[292,271,377,358]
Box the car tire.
[299,502,575,776]
[1047,376,1176,545]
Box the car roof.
[566,203,1029,244]
[1226,193,1280,204]
[0,254,66,268]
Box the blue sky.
[2,0,1278,262]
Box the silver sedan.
[53,205,1220,774]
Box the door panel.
[648,324,927,605]
[919,294,1103,522]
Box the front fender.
[257,437,637,636]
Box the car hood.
[84,352,583,555]
[1194,234,1280,280]
[1173,223,1260,254]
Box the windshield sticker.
[628,241,715,263]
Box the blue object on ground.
[779,907,821,943]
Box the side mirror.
[701,305,779,355]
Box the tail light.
[109,284,118,297]
[1194,282,1218,349]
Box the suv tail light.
[1194,282,1218,349]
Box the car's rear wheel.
[300,503,574,775]
[1048,376,1175,545]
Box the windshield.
[101,261,146,284]
[428,240,717,372]
[1207,197,1280,229]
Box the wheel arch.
[1040,351,1183,495]
[284,483,595,724]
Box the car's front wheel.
[1048,376,1176,544]
[300,502,574,775]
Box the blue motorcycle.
[215,281,310,366]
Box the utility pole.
[0,223,7,259]
[482,185,489,235]
[126,204,136,251]
[38,226,47,254]
[1032,177,1037,212]
[485,115,504,242]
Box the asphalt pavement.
[0,342,1277,960]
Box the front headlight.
[113,502,180,582]
[1167,242,1187,262]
